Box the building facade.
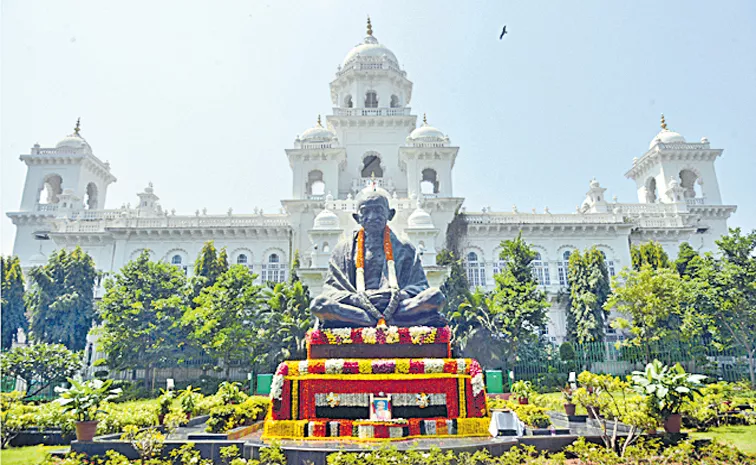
[7,21,737,345]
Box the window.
[679,169,700,199]
[237,254,247,264]
[390,95,400,108]
[420,168,439,195]
[40,174,63,204]
[344,95,353,108]
[261,253,286,283]
[599,250,616,277]
[464,251,486,288]
[86,183,98,209]
[645,177,657,203]
[558,250,573,286]
[493,258,505,276]
[532,252,551,285]
[171,255,187,275]
[361,153,383,178]
[307,170,325,196]
[365,91,378,108]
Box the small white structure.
[7,19,737,352]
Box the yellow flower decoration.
[396,359,410,374]
[358,360,372,374]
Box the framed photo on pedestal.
[370,394,392,420]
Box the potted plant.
[55,378,122,441]
[217,381,246,405]
[561,384,576,416]
[157,389,174,425]
[179,385,201,420]
[631,360,705,433]
[510,380,533,405]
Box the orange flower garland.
[355,226,397,294]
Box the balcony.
[332,107,411,117]
[685,197,706,205]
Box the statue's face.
[354,196,395,235]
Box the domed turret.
[296,115,338,148]
[55,118,92,154]
[407,205,434,229]
[313,209,341,230]
[407,114,449,147]
[342,16,399,68]
[649,114,686,149]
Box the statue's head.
[353,191,395,235]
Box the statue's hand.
[366,288,393,309]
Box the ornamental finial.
[660,113,668,131]
[74,117,81,136]
[422,113,427,125]
[317,114,322,127]
[367,16,373,36]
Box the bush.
[205,396,269,433]
[486,397,551,429]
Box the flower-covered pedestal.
[263,326,491,441]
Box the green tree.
[460,234,550,369]
[191,241,229,300]
[566,248,611,344]
[258,279,312,370]
[1,256,27,349]
[630,241,671,270]
[98,251,189,390]
[0,343,82,399]
[675,242,702,277]
[184,265,264,378]
[26,247,97,351]
[289,250,302,283]
[437,249,473,355]
[688,229,756,387]
[606,266,690,362]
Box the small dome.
[313,209,340,230]
[56,133,92,153]
[589,178,600,189]
[649,115,685,149]
[407,115,448,145]
[298,116,337,144]
[407,207,434,229]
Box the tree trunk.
[747,346,755,389]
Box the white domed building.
[7,19,737,352]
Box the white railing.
[636,216,685,228]
[53,214,291,233]
[324,196,415,213]
[685,197,705,205]
[614,203,679,214]
[337,61,405,77]
[36,204,59,212]
[464,212,624,225]
[333,107,411,117]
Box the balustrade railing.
[332,107,411,117]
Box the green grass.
[688,424,756,455]
[1,445,62,465]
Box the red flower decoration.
[339,420,353,437]
[398,328,411,343]
[443,360,457,374]
[312,421,327,437]
[409,360,424,374]
[343,362,359,374]
[351,328,364,344]
[437,327,451,343]
[275,362,288,376]
[309,361,326,374]
[409,418,422,436]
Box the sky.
[2,0,755,256]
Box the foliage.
[631,360,706,420]
[157,390,174,416]
[217,381,247,405]
[121,425,165,461]
[191,241,229,298]
[0,392,26,448]
[561,384,575,403]
[0,343,83,399]
[205,396,269,433]
[55,378,122,422]
[684,228,756,388]
[184,265,264,376]
[96,400,157,435]
[26,247,97,351]
[97,250,189,390]
[178,385,201,415]
[459,234,550,369]
[1,256,27,350]
[566,247,611,344]
[607,265,691,362]
[630,240,671,271]
[436,249,473,355]
[510,380,535,400]
[676,242,702,277]
[257,278,312,371]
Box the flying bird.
[499,25,507,39]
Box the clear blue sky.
[2,0,755,255]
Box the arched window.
[420,169,439,194]
[40,174,63,204]
[171,254,188,275]
[558,250,573,286]
[322,242,330,253]
[390,95,400,108]
[679,169,700,199]
[464,251,486,288]
[86,183,98,209]
[237,254,247,264]
[645,177,657,203]
[307,170,325,196]
[262,253,286,283]
[365,91,378,108]
[344,95,353,108]
[532,252,551,286]
[361,153,383,178]
[598,250,616,277]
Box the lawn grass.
[1,445,62,465]
[688,424,756,455]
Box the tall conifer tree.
[566,247,611,344]
[1,256,28,349]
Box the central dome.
[649,114,686,149]
[341,18,398,68]
[55,119,92,153]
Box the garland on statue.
[355,226,401,324]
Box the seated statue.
[311,190,447,329]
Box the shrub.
[486,397,551,428]
[206,396,269,433]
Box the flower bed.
[306,327,452,359]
